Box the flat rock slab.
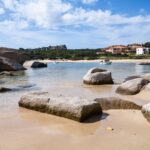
[95,97,141,110]
[19,92,102,122]
[142,103,150,123]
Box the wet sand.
[1,108,150,150]
[0,85,150,150]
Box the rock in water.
[83,68,114,85]
[95,97,141,110]
[31,62,47,68]
[142,103,150,123]
[0,87,12,93]
[19,92,102,122]
[0,56,25,71]
[116,78,149,95]
[138,62,150,65]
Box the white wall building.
[136,47,150,55]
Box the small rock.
[106,127,114,131]
[31,62,47,68]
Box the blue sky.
[0,0,150,49]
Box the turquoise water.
[1,62,150,89]
[0,62,150,112]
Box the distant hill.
[20,45,67,51]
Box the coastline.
[23,59,150,67]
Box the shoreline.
[24,59,150,65]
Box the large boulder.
[0,56,25,71]
[116,78,149,95]
[83,68,114,85]
[0,47,30,65]
[19,92,102,122]
[142,103,150,123]
[31,62,47,68]
[95,97,141,110]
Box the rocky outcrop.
[0,56,26,71]
[0,47,30,65]
[142,103,150,123]
[19,92,102,122]
[95,97,141,110]
[116,78,149,95]
[31,62,47,68]
[83,68,114,85]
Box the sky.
[0,0,150,49]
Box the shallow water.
[0,62,150,111]
[0,62,150,150]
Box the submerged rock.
[138,62,150,65]
[83,68,114,85]
[0,87,12,93]
[31,62,47,68]
[116,78,149,95]
[95,97,141,110]
[142,103,150,123]
[0,71,15,76]
[19,92,102,122]
[0,56,25,71]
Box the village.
[102,43,150,55]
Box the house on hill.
[104,45,128,54]
[136,47,150,55]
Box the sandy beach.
[1,60,150,150]
[1,107,150,150]
[23,59,150,68]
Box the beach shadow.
[83,113,109,124]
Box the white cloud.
[0,7,4,14]
[0,0,150,48]
[82,0,98,4]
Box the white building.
[136,47,150,55]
